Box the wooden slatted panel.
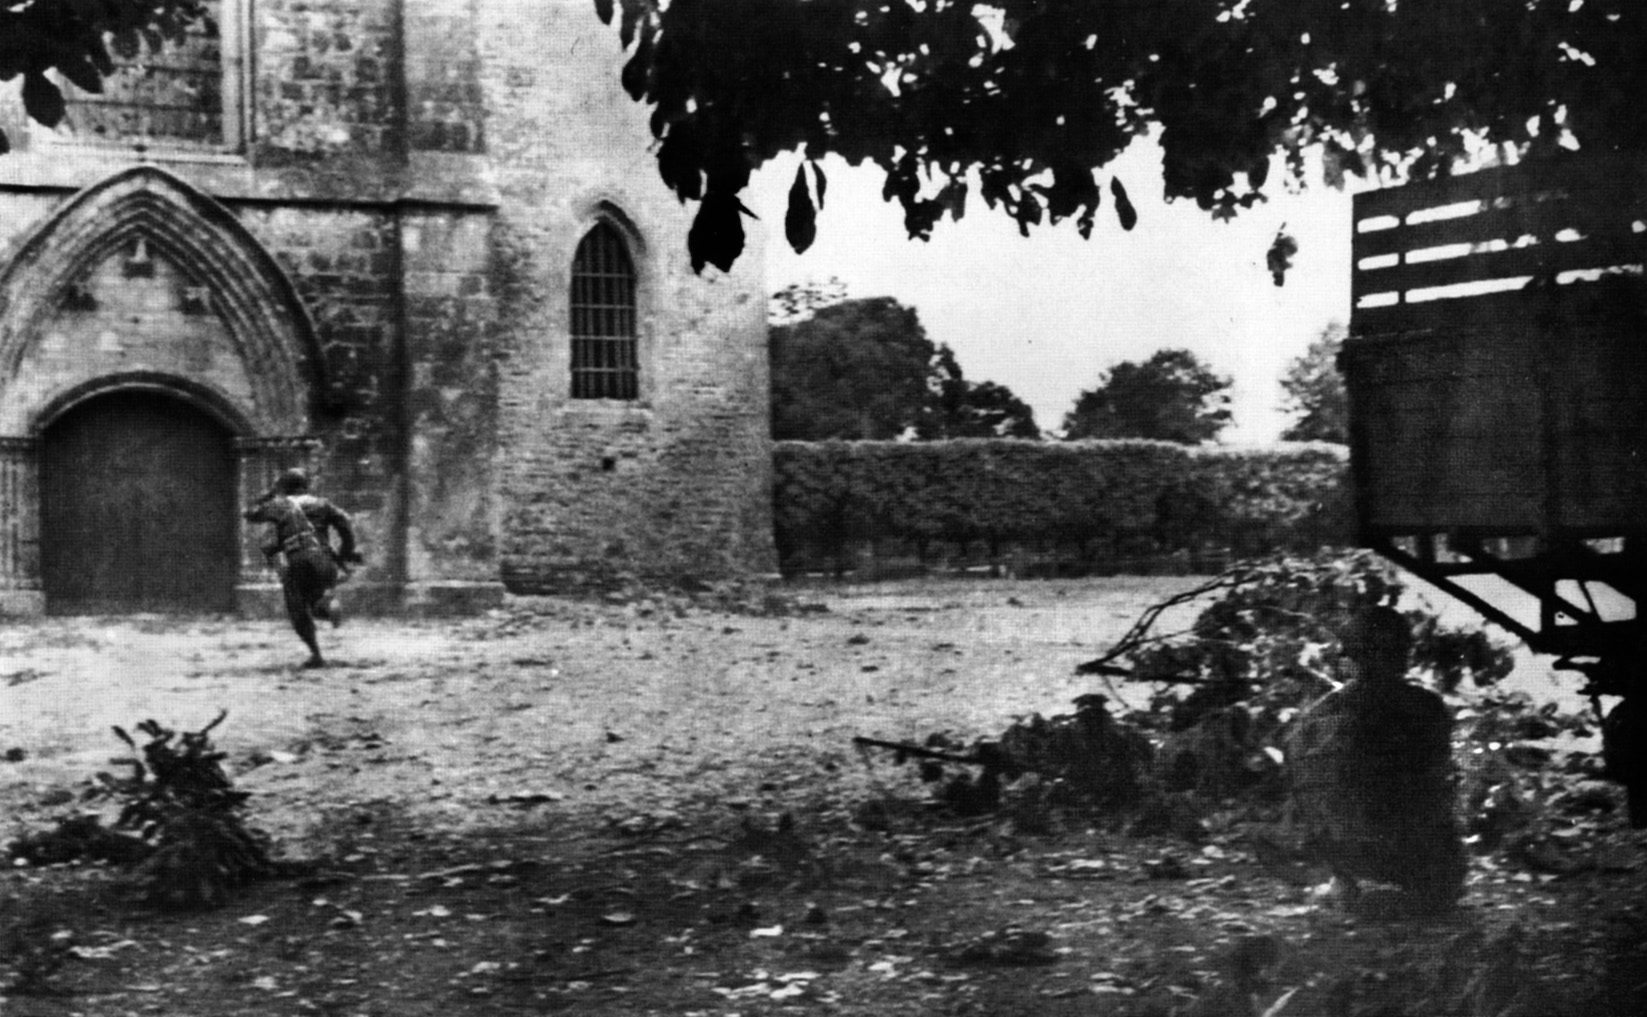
[1550,325,1647,527]
[1355,234,1647,300]
[40,392,237,614]
[1353,197,1644,260]
[1344,286,1647,534]
[1342,332,1546,530]
[1352,153,1647,333]
[1353,153,1647,223]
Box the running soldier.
[243,468,362,668]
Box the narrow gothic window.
[55,0,245,151]
[570,222,639,401]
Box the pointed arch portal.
[0,167,326,613]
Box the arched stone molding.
[32,370,257,438]
[0,168,327,613]
[0,165,326,436]
[571,196,649,263]
[27,371,315,588]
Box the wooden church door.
[40,391,238,614]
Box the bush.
[772,439,1351,572]
[90,711,297,909]
[4,711,306,911]
[1092,551,1516,800]
[875,551,1541,843]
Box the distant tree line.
[1278,323,1348,444]
[768,286,1040,441]
[1061,348,1233,444]
[769,285,1347,446]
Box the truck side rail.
[1345,153,1646,661]
[1352,152,1647,332]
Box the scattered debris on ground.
[10,712,317,914]
[2,571,1643,1015]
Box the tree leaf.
[1248,154,1271,191]
[619,0,646,49]
[706,140,752,194]
[1111,178,1138,232]
[786,164,818,254]
[65,0,102,23]
[22,71,66,128]
[812,161,828,210]
[56,52,105,94]
[657,124,703,202]
[621,29,654,100]
[1267,230,1298,287]
[688,193,749,274]
[556,0,1647,270]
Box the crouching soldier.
[244,468,363,669]
[1284,605,1467,912]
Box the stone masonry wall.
[254,0,403,163]
[5,248,254,427]
[480,0,776,589]
[231,204,405,582]
[400,209,499,585]
[0,0,774,611]
[404,0,486,155]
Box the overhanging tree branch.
[0,1,207,155]
[595,0,1647,272]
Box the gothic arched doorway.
[40,391,238,614]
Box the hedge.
[773,439,1353,571]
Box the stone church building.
[0,0,776,616]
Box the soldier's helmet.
[1340,605,1412,666]
[275,468,311,494]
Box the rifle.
[851,736,1020,777]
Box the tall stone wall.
[400,210,500,587]
[255,0,403,161]
[481,1,776,590]
[231,205,408,585]
[0,0,774,613]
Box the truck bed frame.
[1343,152,1646,687]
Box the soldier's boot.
[284,581,326,668]
[320,593,343,628]
[294,614,326,669]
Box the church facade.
[0,0,776,616]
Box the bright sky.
[748,138,1359,443]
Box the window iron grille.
[570,222,639,401]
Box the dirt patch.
[2,577,1642,1016]
[1,578,1206,840]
